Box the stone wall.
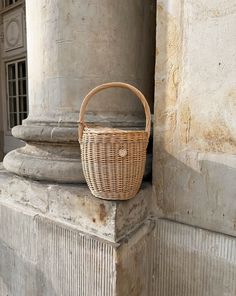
[153,0,236,235]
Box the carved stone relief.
[3,10,23,51]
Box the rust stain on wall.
[178,88,236,153]
[155,3,181,108]
[227,89,236,113]
[187,116,236,153]
[155,2,182,155]
[153,1,184,208]
[191,2,236,21]
[180,104,192,145]
[203,121,235,152]
[99,204,107,223]
[79,199,108,225]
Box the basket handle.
[78,82,151,143]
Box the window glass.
[7,60,28,129]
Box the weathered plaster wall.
[180,1,236,154]
[153,0,236,235]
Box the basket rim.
[83,127,149,135]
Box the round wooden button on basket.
[78,82,151,200]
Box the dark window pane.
[9,81,16,96]
[23,79,26,94]
[18,61,26,78]
[23,97,27,111]
[9,97,17,113]
[8,64,16,80]
[19,96,27,113]
[10,114,14,128]
[18,79,22,95]
[18,79,26,95]
[10,113,17,128]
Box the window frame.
[5,58,28,130]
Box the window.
[6,59,28,129]
[2,0,19,9]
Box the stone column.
[3,0,155,183]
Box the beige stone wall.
[153,0,236,235]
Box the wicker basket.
[78,82,151,200]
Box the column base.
[3,114,152,183]
[3,144,85,183]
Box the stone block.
[0,164,152,242]
[0,196,153,296]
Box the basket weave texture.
[79,82,151,200]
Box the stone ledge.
[0,164,151,242]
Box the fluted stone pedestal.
[0,164,154,296]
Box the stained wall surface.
[153,0,236,235]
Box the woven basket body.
[79,83,151,200]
